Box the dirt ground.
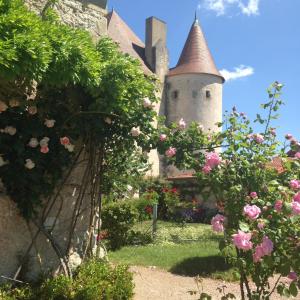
[131,266,291,300]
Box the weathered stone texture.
[25,0,107,41]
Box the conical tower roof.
[168,17,224,81]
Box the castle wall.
[166,73,223,132]
[25,0,108,42]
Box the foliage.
[0,260,134,300]
[0,0,158,219]
[156,82,300,299]
[101,201,139,250]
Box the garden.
[0,1,300,299]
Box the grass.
[109,221,236,281]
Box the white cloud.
[201,0,260,16]
[219,65,254,81]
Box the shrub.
[0,260,134,300]
[101,201,138,250]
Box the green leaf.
[289,282,298,297]
[239,221,250,232]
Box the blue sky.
[108,0,299,140]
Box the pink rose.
[295,152,300,159]
[250,192,258,199]
[205,152,221,169]
[257,220,265,230]
[285,134,293,140]
[60,137,70,146]
[294,193,300,203]
[178,118,186,130]
[254,134,264,144]
[232,230,253,251]
[269,128,276,136]
[244,204,261,220]
[211,214,225,232]
[290,179,300,190]
[261,236,273,256]
[253,236,273,263]
[40,146,49,154]
[202,164,212,174]
[291,201,300,215]
[288,272,298,282]
[28,106,37,115]
[274,200,283,212]
[159,134,167,142]
[165,147,176,158]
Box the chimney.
[145,17,167,73]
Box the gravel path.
[130,266,290,300]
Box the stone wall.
[0,154,96,281]
[25,0,108,42]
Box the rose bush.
[157,82,300,299]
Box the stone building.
[0,0,224,281]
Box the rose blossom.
[65,144,75,152]
[295,152,300,159]
[40,146,49,154]
[178,118,186,130]
[130,127,141,137]
[205,152,221,169]
[198,124,204,131]
[60,137,70,146]
[159,134,167,142]
[285,133,293,140]
[104,117,112,124]
[274,200,283,212]
[28,138,39,148]
[257,220,265,230]
[250,192,258,199]
[202,164,212,174]
[165,147,176,158]
[28,106,37,115]
[4,126,17,136]
[291,201,300,215]
[244,204,261,220]
[40,137,50,147]
[254,134,264,144]
[211,214,225,232]
[232,230,253,251]
[25,159,35,170]
[293,192,300,203]
[0,156,8,167]
[44,119,56,128]
[290,179,300,190]
[253,236,273,263]
[143,97,152,108]
[0,101,8,113]
[288,272,298,282]
[9,99,20,107]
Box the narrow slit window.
[172,90,179,99]
[206,90,211,98]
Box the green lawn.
[109,221,236,281]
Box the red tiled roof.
[107,10,152,75]
[168,19,224,81]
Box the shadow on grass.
[169,255,231,277]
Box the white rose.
[65,144,75,152]
[40,137,50,147]
[0,101,8,113]
[130,127,141,137]
[127,185,133,192]
[25,159,35,170]
[44,119,56,128]
[143,97,152,108]
[0,156,8,167]
[178,118,186,130]
[28,138,39,148]
[104,117,112,124]
[4,126,17,136]
[198,124,204,131]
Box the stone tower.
[166,16,224,133]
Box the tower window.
[206,90,211,98]
[192,90,198,98]
[172,90,179,99]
